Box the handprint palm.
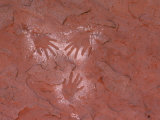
[62,72,84,101]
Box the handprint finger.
[88,46,92,56]
[44,49,49,59]
[74,48,79,59]
[76,77,83,86]
[69,72,73,84]
[49,42,59,50]
[48,41,55,47]
[47,37,57,42]
[76,86,84,92]
[64,43,72,51]
[48,47,56,56]
[74,73,80,84]
[81,47,87,56]
[67,46,75,56]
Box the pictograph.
[22,25,59,60]
[64,31,93,59]
[31,32,59,59]
[62,72,84,101]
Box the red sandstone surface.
[0,0,160,120]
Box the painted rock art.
[1,0,160,120]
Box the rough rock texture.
[0,0,160,120]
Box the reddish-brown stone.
[0,0,160,120]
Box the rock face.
[0,0,160,119]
